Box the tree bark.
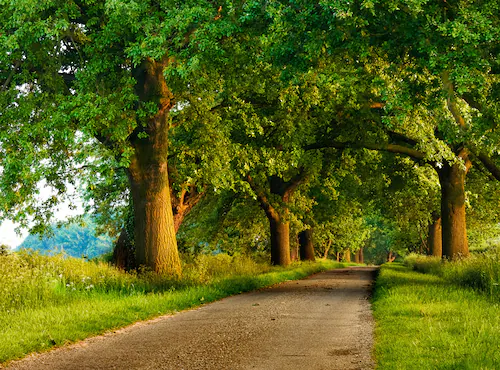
[268,214,291,266]
[171,186,204,233]
[428,217,442,257]
[354,248,364,264]
[298,228,315,261]
[437,151,471,260]
[323,240,332,260]
[387,251,396,263]
[343,250,351,262]
[290,242,299,262]
[126,58,181,276]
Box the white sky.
[0,185,84,249]
[0,220,28,248]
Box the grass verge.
[372,263,500,369]
[0,256,347,365]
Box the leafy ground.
[372,263,500,369]
[0,251,350,364]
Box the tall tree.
[0,0,239,274]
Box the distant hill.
[17,217,113,259]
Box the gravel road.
[6,266,377,370]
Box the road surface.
[6,266,377,370]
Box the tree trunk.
[171,186,204,233]
[387,251,396,263]
[323,240,332,260]
[343,250,351,262]
[298,228,315,261]
[290,238,299,262]
[354,248,363,264]
[428,217,442,257]
[358,247,364,264]
[438,152,470,260]
[354,250,360,263]
[128,153,181,275]
[268,215,291,266]
[336,252,340,262]
[125,58,181,276]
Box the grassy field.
[0,251,349,364]
[372,263,500,369]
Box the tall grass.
[403,249,500,300]
[0,250,347,364]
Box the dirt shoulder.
[6,266,378,370]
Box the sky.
[0,185,84,249]
[0,220,28,248]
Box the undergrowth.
[0,251,347,364]
[403,251,500,300]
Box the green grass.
[373,263,500,369]
[0,251,349,364]
[404,251,500,299]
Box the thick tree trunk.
[113,228,134,270]
[126,60,181,276]
[336,252,340,262]
[438,153,470,260]
[128,152,181,275]
[268,215,291,266]
[298,228,315,261]
[354,250,360,263]
[343,250,351,262]
[428,217,443,257]
[354,248,363,264]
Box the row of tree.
[1,0,499,274]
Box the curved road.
[6,266,377,370]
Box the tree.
[0,0,239,275]
[261,0,500,260]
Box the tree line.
[1,0,499,274]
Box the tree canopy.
[2,0,500,272]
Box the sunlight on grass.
[373,263,500,369]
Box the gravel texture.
[5,266,377,370]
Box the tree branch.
[246,175,279,220]
[442,71,466,128]
[305,140,426,160]
[1,60,21,92]
[474,151,500,181]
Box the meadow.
[373,253,500,369]
[0,251,348,364]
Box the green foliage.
[177,190,270,257]
[373,264,500,369]
[17,217,112,259]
